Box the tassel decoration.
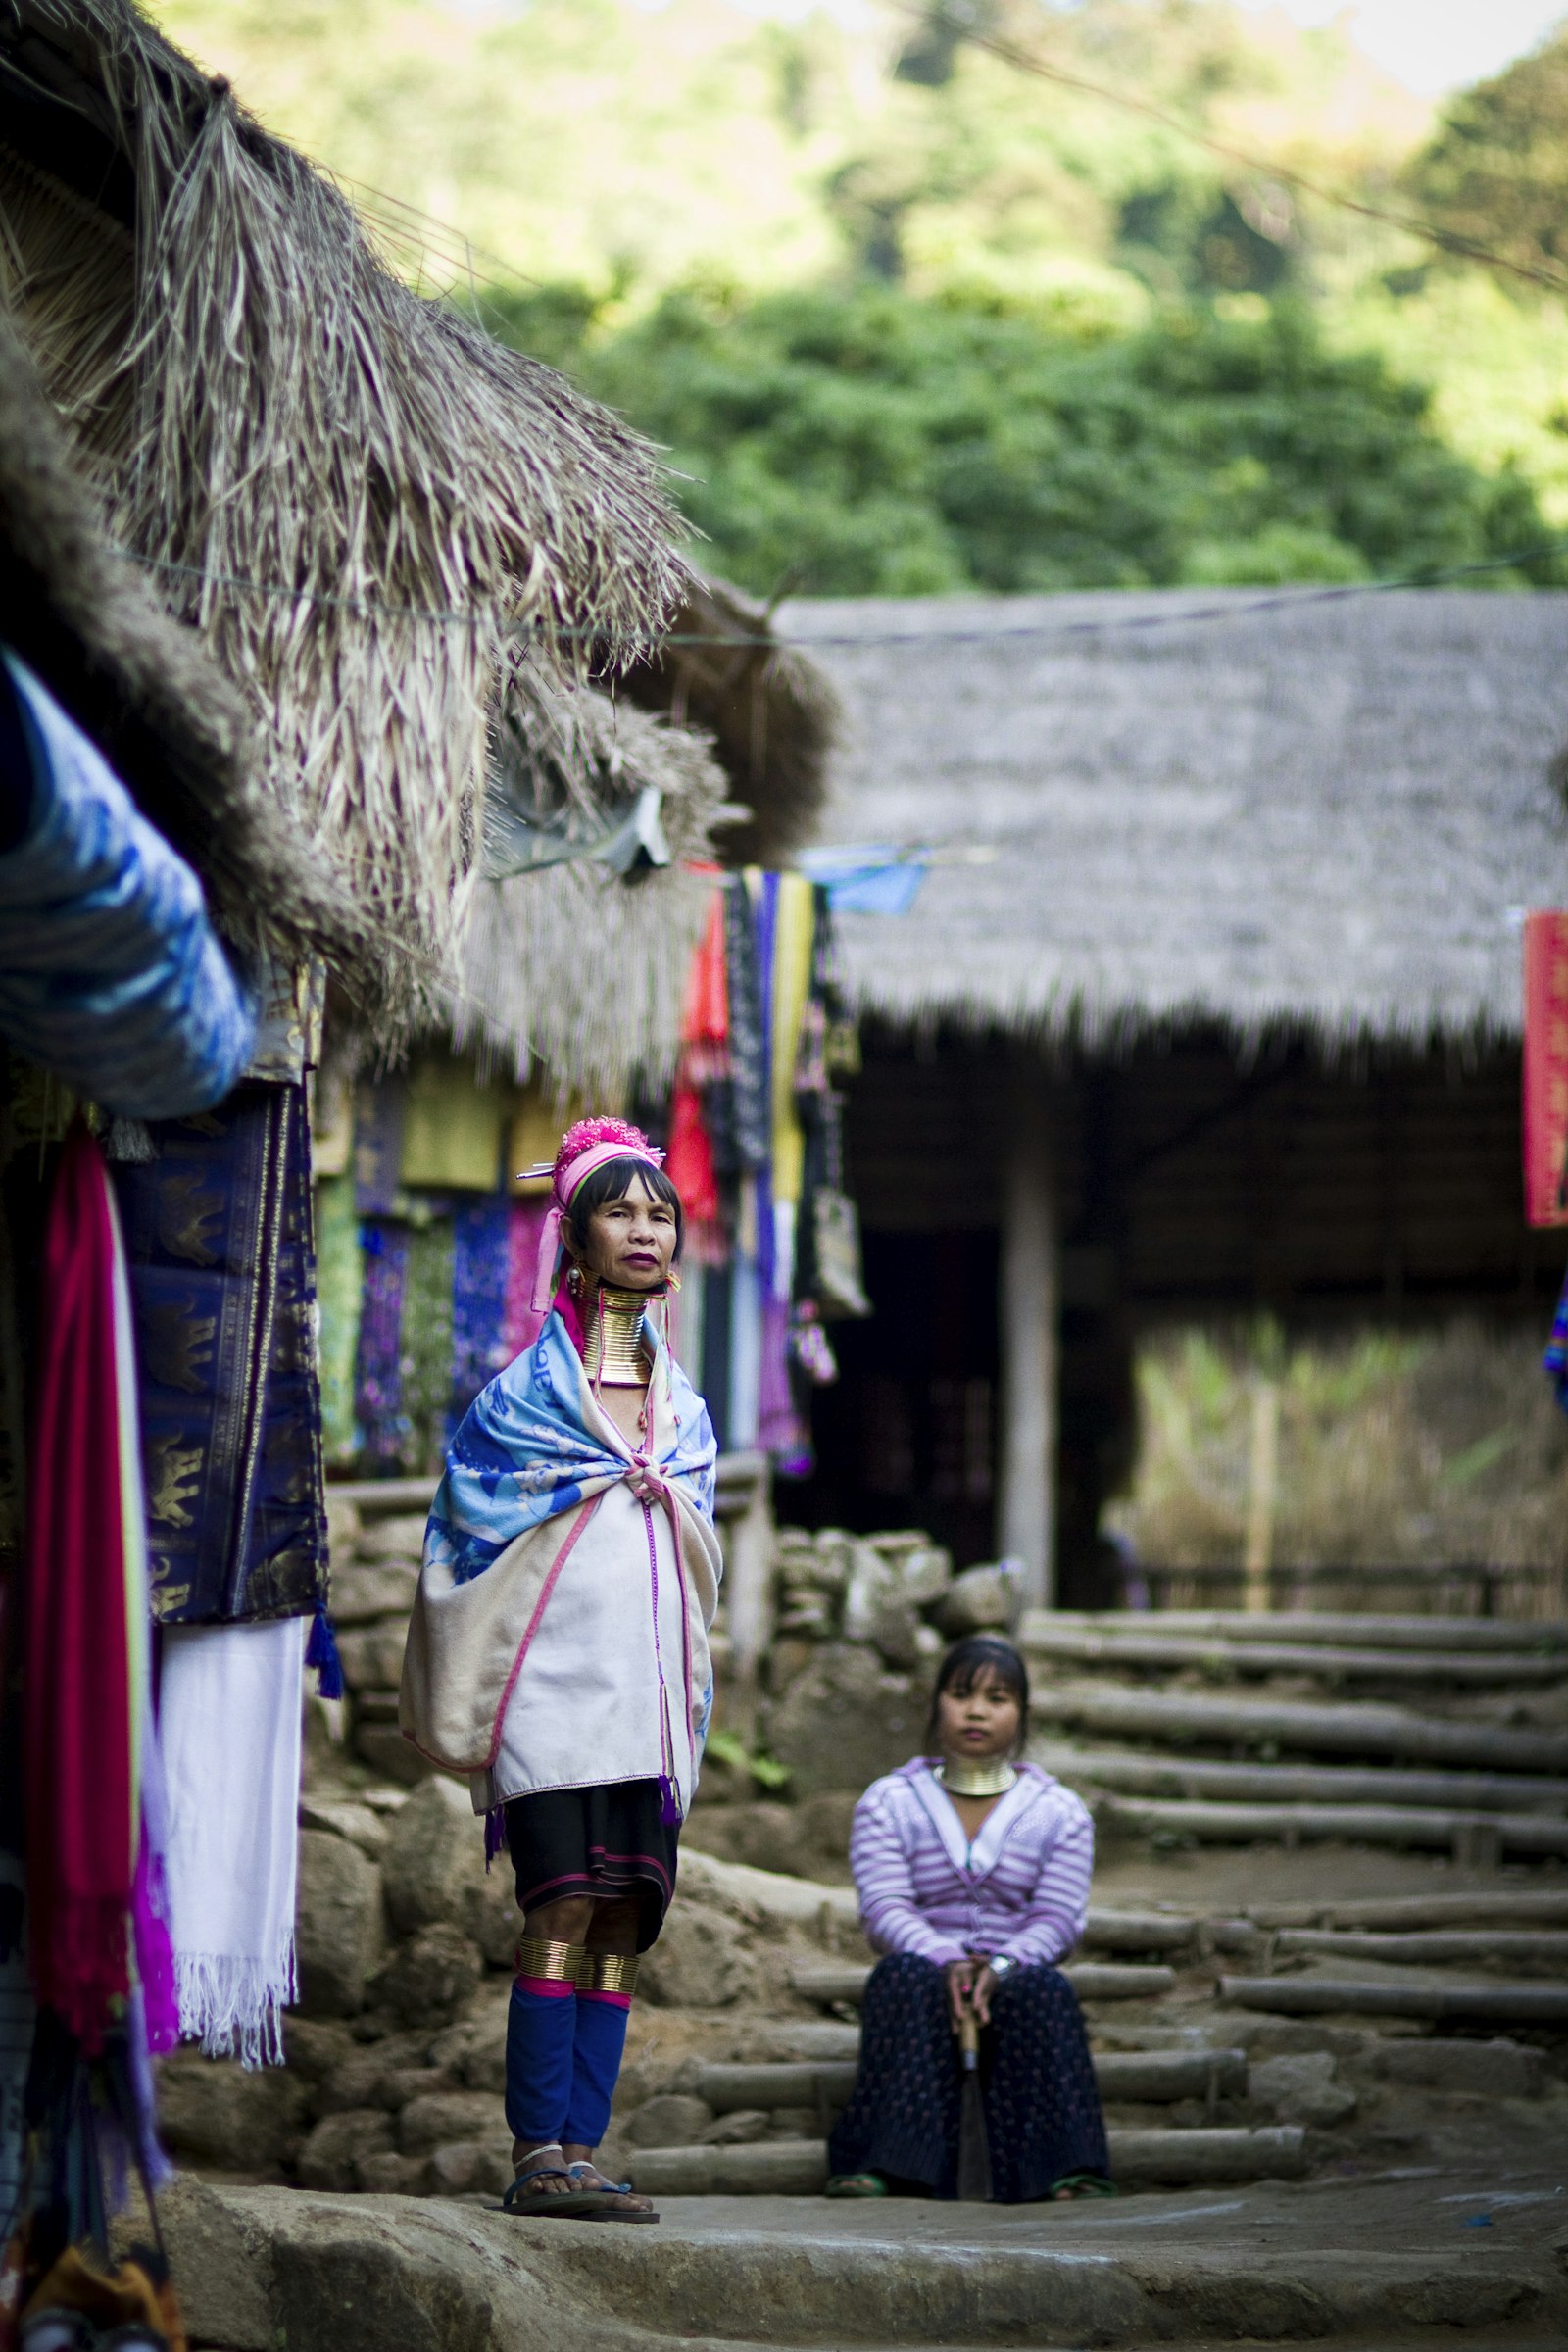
[305,1604,344,1700]
[483,1803,507,1874]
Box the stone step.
[1021,1608,1568,1655]
[791,1962,1178,2009]
[685,2047,1250,2114]
[1273,1928,1568,1971]
[1020,1626,1568,1688]
[1035,1745,1568,1816]
[1032,1685,1568,1774]
[1220,1974,1568,2024]
[159,2175,1568,2352]
[624,2125,1308,2198]
[1098,1794,1568,1859]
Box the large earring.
[565,1262,585,1299]
[665,1268,682,1295]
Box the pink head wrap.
[527,1116,668,1315]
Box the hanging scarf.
[24,1126,154,2050]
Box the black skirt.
[828,1951,1111,2202]
[503,1778,678,1951]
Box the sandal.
[502,2146,632,2219]
[825,2172,889,2199]
[1048,2173,1117,2201]
[564,2160,660,2224]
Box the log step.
[1099,1795,1568,1857]
[1032,1685,1568,1775]
[1019,1609,1568,1656]
[624,2126,1307,2198]
[686,2048,1250,2113]
[1247,1888,1568,1931]
[1274,1928,1568,1970]
[790,1962,1177,2008]
[1220,1974,1568,2023]
[1036,1746,1568,1816]
[1021,1627,1567,1687]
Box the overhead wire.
[114,535,1568,648]
[894,3,1568,299]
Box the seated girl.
[826,1633,1113,2204]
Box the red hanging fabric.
[1523,911,1568,1228]
[24,1123,137,2050]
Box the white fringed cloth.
[159,1615,304,2067]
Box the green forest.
[154,0,1568,595]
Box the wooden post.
[1243,1380,1279,1614]
[999,1073,1059,1610]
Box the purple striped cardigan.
[850,1759,1093,1969]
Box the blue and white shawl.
[401,1306,721,1793]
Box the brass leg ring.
[514,1935,589,1983]
[578,1950,640,1996]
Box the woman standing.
[401,1117,720,2222]
[826,1635,1112,2203]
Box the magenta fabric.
[504,1200,551,1358]
[850,1760,1094,1970]
[24,1124,135,2049]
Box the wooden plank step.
[1246,1889,1568,1932]
[686,2048,1250,2112]
[1022,1627,1566,1687]
[1032,1684,1568,1774]
[790,1962,1177,2008]
[1021,1609,1568,1654]
[1219,1974,1568,2023]
[624,2127,1307,2197]
[1273,1929,1568,1969]
[1099,1795,1568,1857]
[1034,1746,1568,1815]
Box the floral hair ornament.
[524,1116,668,1315]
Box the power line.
[115,535,1568,649]
[900,3,1568,300]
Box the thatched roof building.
[774,590,1568,1607]
[0,0,688,1027]
[783,589,1568,1050]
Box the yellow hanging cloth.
[770,871,815,1209]
[399,1057,509,1191]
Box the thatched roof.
[781,590,1568,1052]
[621,574,838,865]
[0,293,362,975]
[0,0,688,1028]
[452,671,726,1101]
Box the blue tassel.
[306,1604,344,1700]
[658,1774,682,1827]
[484,1803,507,1874]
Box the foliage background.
[149,0,1568,592]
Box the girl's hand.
[946,1957,998,2031]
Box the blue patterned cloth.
[0,650,255,1116]
[449,1194,513,1440]
[1545,1269,1568,1411]
[426,1308,716,1588]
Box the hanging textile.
[24,1125,150,2048]
[314,1170,362,1464]
[1544,1266,1568,1411]
[402,1217,457,1475]
[114,1081,328,1626]
[768,869,815,1221]
[355,1219,411,1467]
[720,875,769,1173]
[354,1078,406,1216]
[1524,911,1568,1228]
[159,1614,305,2065]
[682,885,729,1081]
[451,1194,513,1433]
[400,1059,507,1191]
[665,1077,720,1231]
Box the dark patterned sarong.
[113,1079,326,1625]
[504,1779,678,1952]
[828,1951,1110,2202]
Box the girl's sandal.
[825,2172,890,2199]
[564,2160,661,2224]
[1048,2173,1117,2201]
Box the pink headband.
[527,1125,667,1315]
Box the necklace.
[935,1757,1017,1798]
[582,1285,652,1388]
